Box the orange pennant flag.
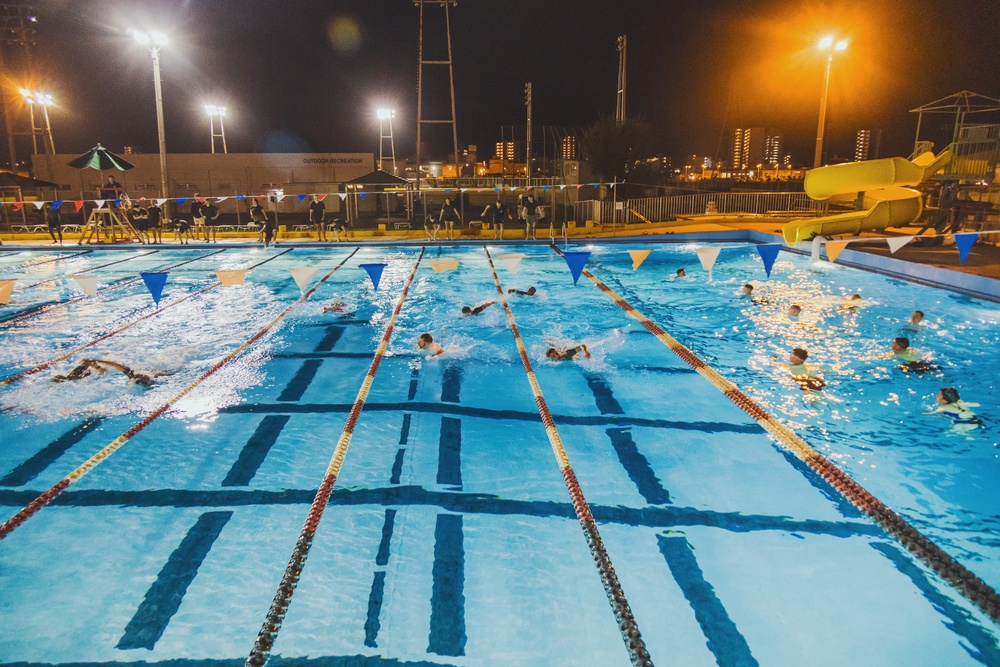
[825,240,850,263]
[628,249,653,270]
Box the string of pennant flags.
[0,182,626,212]
[0,229,993,306]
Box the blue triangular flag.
[954,233,977,264]
[543,186,550,191]
[756,243,782,277]
[296,194,308,204]
[359,192,368,200]
[359,263,387,290]
[113,199,122,206]
[52,200,62,208]
[175,198,188,205]
[563,251,591,285]
[235,194,245,201]
[140,272,168,306]
[493,187,500,192]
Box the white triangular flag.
[886,236,914,254]
[288,267,319,292]
[72,274,98,296]
[0,278,15,304]
[696,246,721,271]
[32,201,46,210]
[500,253,525,274]
[155,198,168,206]
[216,270,246,286]
[94,199,106,209]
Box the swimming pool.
[0,242,998,666]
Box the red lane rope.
[552,245,1000,626]
[0,248,292,387]
[483,246,654,667]
[0,248,230,328]
[0,247,359,540]
[246,249,425,667]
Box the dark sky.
[8,0,1000,167]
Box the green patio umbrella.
[67,144,136,171]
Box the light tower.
[132,29,170,198]
[813,35,848,168]
[19,89,55,154]
[524,82,532,187]
[377,108,397,174]
[414,0,459,191]
[616,35,627,123]
[205,105,228,154]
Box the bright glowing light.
[818,36,834,49]
[205,105,226,116]
[20,89,54,105]
[376,108,394,119]
[132,29,168,47]
[835,39,849,51]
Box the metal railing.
[575,192,827,225]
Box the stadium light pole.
[132,29,170,197]
[19,89,56,154]
[813,36,848,168]
[205,105,227,154]
[376,108,396,174]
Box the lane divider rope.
[483,246,654,667]
[0,249,93,273]
[247,248,425,667]
[0,248,230,328]
[0,247,359,540]
[0,248,292,387]
[21,249,160,290]
[552,244,1000,625]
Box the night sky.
[9,0,1000,167]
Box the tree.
[579,116,652,182]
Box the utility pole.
[616,35,627,123]
[525,82,532,187]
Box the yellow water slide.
[781,149,952,245]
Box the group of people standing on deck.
[423,194,550,242]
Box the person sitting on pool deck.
[546,344,591,362]
[52,359,156,387]
[890,336,937,373]
[507,286,537,296]
[462,301,495,316]
[417,333,444,357]
[928,387,982,426]
[773,347,826,390]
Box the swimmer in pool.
[787,304,802,320]
[323,299,349,313]
[507,286,537,296]
[546,344,590,362]
[462,301,495,316]
[839,293,864,310]
[890,336,937,373]
[675,268,687,278]
[52,359,156,387]
[928,387,982,427]
[741,283,768,304]
[417,333,444,357]
[773,347,826,390]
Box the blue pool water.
[0,242,998,666]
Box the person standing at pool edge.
[309,195,327,241]
[44,201,63,245]
[440,198,460,240]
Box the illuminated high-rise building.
[561,136,577,160]
[855,129,881,161]
[732,127,782,172]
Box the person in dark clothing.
[130,204,149,243]
[482,199,509,240]
[100,176,122,201]
[44,201,63,245]
[191,196,205,240]
[461,301,495,316]
[250,199,267,243]
[146,202,163,244]
[201,200,221,243]
[522,194,540,240]
[439,198,460,240]
[309,195,327,241]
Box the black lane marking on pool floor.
[428,513,467,657]
[219,401,763,435]
[116,511,233,651]
[584,372,624,415]
[221,415,291,487]
[437,417,462,489]
[277,360,323,402]
[441,361,461,403]
[364,508,398,648]
[606,428,671,505]
[0,417,104,487]
[0,486,877,539]
[657,534,760,667]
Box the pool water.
[0,242,998,666]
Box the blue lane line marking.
[0,417,104,487]
[657,534,759,667]
[408,366,419,400]
[606,427,670,505]
[428,513,467,657]
[315,324,346,352]
[584,372,624,415]
[390,451,406,485]
[399,413,412,445]
[0,486,877,538]
[437,417,462,489]
[364,570,388,648]
[376,509,397,567]
[221,415,290,487]
[441,362,461,403]
[277,360,323,402]
[220,402,764,434]
[116,511,233,651]
[870,542,1000,666]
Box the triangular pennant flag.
[215,270,246,286]
[74,200,84,212]
[359,263,387,290]
[359,192,368,199]
[628,249,652,270]
[113,199,122,206]
[428,259,459,272]
[72,274,98,296]
[500,253,525,274]
[317,194,327,201]
[825,240,850,263]
[93,199,106,208]
[51,200,62,208]
[216,196,229,203]
[288,267,319,292]
[141,272,168,306]
[756,243,782,278]
[563,251,591,285]
[153,198,166,206]
[886,236,913,254]
[296,194,308,204]
[954,233,978,264]
[696,246,721,272]
[338,193,347,200]
[32,201,46,210]
[176,198,188,205]
[0,278,15,305]
[235,195,245,201]
[13,202,23,211]
[196,197,206,204]
[576,184,584,190]
[493,187,500,192]
[276,194,286,202]
[558,185,567,190]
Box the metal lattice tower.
[414,0,459,190]
[0,4,38,171]
[615,35,627,123]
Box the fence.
[574,192,827,225]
